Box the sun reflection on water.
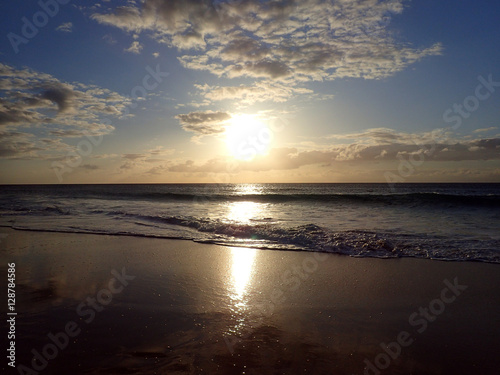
[226,201,263,223]
[224,184,270,224]
[234,184,263,195]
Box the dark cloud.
[176,110,231,135]
[470,138,500,150]
[40,87,75,113]
[221,37,270,61]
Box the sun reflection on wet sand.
[225,246,258,337]
[230,247,257,305]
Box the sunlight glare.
[225,114,272,161]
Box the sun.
[225,114,272,161]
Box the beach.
[2,0,500,373]
[1,227,499,374]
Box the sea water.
[0,183,499,263]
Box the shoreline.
[1,227,499,374]
[2,225,499,264]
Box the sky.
[0,0,499,184]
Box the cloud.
[91,0,442,125]
[0,63,131,160]
[0,64,131,127]
[319,128,500,162]
[227,60,291,79]
[145,164,169,175]
[103,34,117,44]
[165,147,338,173]
[195,82,313,105]
[0,131,40,158]
[40,86,76,114]
[91,153,119,159]
[92,0,442,84]
[325,127,454,146]
[122,153,145,160]
[165,129,500,174]
[175,110,230,135]
[473,127,498,133]
[326,132,500,163]
[56,22,73,32]
[0,130,75,160]
[118,146,174,170]
[81,164,99,170]
[92,6,144,32]
[124,41,143,54]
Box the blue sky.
[0,0,499,183]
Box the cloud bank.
[164,127,500,173]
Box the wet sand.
[1,227,499,374]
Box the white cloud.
[0,63,131,160]
[194,82,313,105]
[56,22,73,32]
[124,41,143,54]
[92,6,144,32]
[473,127,498,133]
[92,0,442,84]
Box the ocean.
[0,183,499,263]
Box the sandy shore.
[1,227,499,374]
